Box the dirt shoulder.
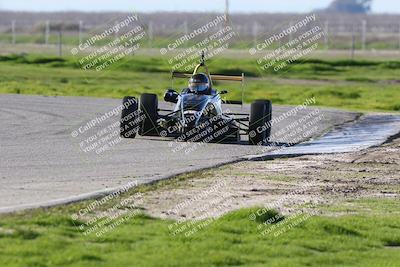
[139,137,400,220]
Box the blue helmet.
[189,73,210,94]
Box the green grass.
[1,53,399,80]
[0,162,399,267]
[0,192,399,266]
[0,54,399,112]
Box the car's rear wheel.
[120,96,139,139]
[139,93,159,136]
[249,100,272,145]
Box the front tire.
[249,100,272,145]
[120,96,139,139]
[139,93,159,136]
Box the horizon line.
[0,9,399,15]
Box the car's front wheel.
[139,93,160,136]
[120,96,139,139]
[249,100,272,145]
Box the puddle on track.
[248,115,400,159]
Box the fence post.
[11,20,16,44]
[58,29,62,57]
[324,21,329,49]
[398,22,400,50]
[351,25,355,60]
[183,21,188,47]
[78,20,83,45]
[45,20,50,45]
[252,22,258,47]
[361,20,367,50]
[148,20,153,48]
[114,21,119,40]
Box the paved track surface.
[0,94,358,212]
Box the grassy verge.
[0,54,399,112]
[1,53,400,81]
[0,172,399,267]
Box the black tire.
[139,93,159,136]
[120,96,139,139]
[249,100,272,145]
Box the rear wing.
[172,72,244,82]
[172,71,245,106]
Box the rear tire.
[120,96,139,139]
[139,93,159,136]
[249,100,272,145]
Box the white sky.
[0,0,398,13]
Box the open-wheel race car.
[120,53,272,145]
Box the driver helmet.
[188,73,210,94]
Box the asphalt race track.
[0,94,359,212]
